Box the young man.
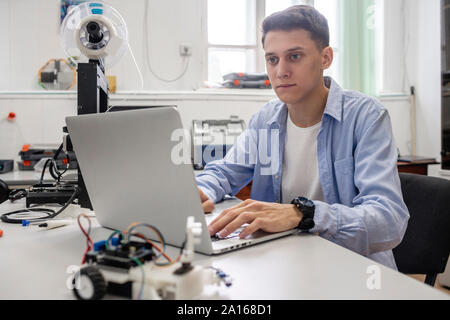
[196,5,409,270]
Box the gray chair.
[393,173,450,286]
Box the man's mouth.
[276,84,296,89]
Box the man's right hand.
[198,188,215,213]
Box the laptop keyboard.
[210,228,243,242]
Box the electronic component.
[1,186,79,224]
[25,183,77,207]
[71,216,231,300]
[0,179,9,204]
[0,160,13,174]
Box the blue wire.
[131,256,145,299]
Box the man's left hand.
[208,199,303,239]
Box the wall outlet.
[179,43,192,57]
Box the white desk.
[0,198,448,300]
[0,169,78,187]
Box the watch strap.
[291,197,315,230]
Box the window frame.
[202,0,266,83]
[202,0,326,84]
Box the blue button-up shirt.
[196,77,409,270]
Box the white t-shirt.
[281,114,325,204]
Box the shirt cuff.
[196,175,219,204]
[198,186,217,204]
[309,200,338,237]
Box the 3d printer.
[59,2,129,209]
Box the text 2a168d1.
[220,304,271,316]
[177,304,272,318]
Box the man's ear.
[321,46,333,70]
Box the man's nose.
[276,59,291,79]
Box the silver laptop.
[65,107,297,255]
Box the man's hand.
[208,199,303,239]
[198,188,215,213]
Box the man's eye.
[267,56,279,65]
[289,53,301,61]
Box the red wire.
[77,213,94,265]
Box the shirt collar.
[323,76,343,122]
[266,76,343,127]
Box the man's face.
[264,29,332,105]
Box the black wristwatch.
[291,197,315,231]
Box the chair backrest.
[393,173,450,276]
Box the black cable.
[50,143,67,181]
[49,160,60,181]
[39,158,53,184]
[50,158,68,183]
[55,157,69,182]
[0,187,78,224]
[45,187,78,219]
[38,143,67,182]
[0,208,55,224]
[8,189,28,202]
[53,142,63,161]
[2,144,77,224]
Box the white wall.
[403,0,442,177]
[381,0,406,95]
[0,0,205,91]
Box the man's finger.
[210,199,255,225]
[239,218,265,239]
[202,199,214,213]
[198,188,209,203]
[208,200,259,235]
[208,199,254,229]
[219,211,258,238]
[208,209,244,236]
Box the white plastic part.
[128,263,218,300]
[180,216,203,264]
[60,1,128,67]
[39,219,73,230]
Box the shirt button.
[275,175,279,179]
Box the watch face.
[304,199,314,208]
[298,197,314,208]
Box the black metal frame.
[75,59,109,209]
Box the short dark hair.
[261,5,329,50]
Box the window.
[207,0,258,83]
[206,0,339,84]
